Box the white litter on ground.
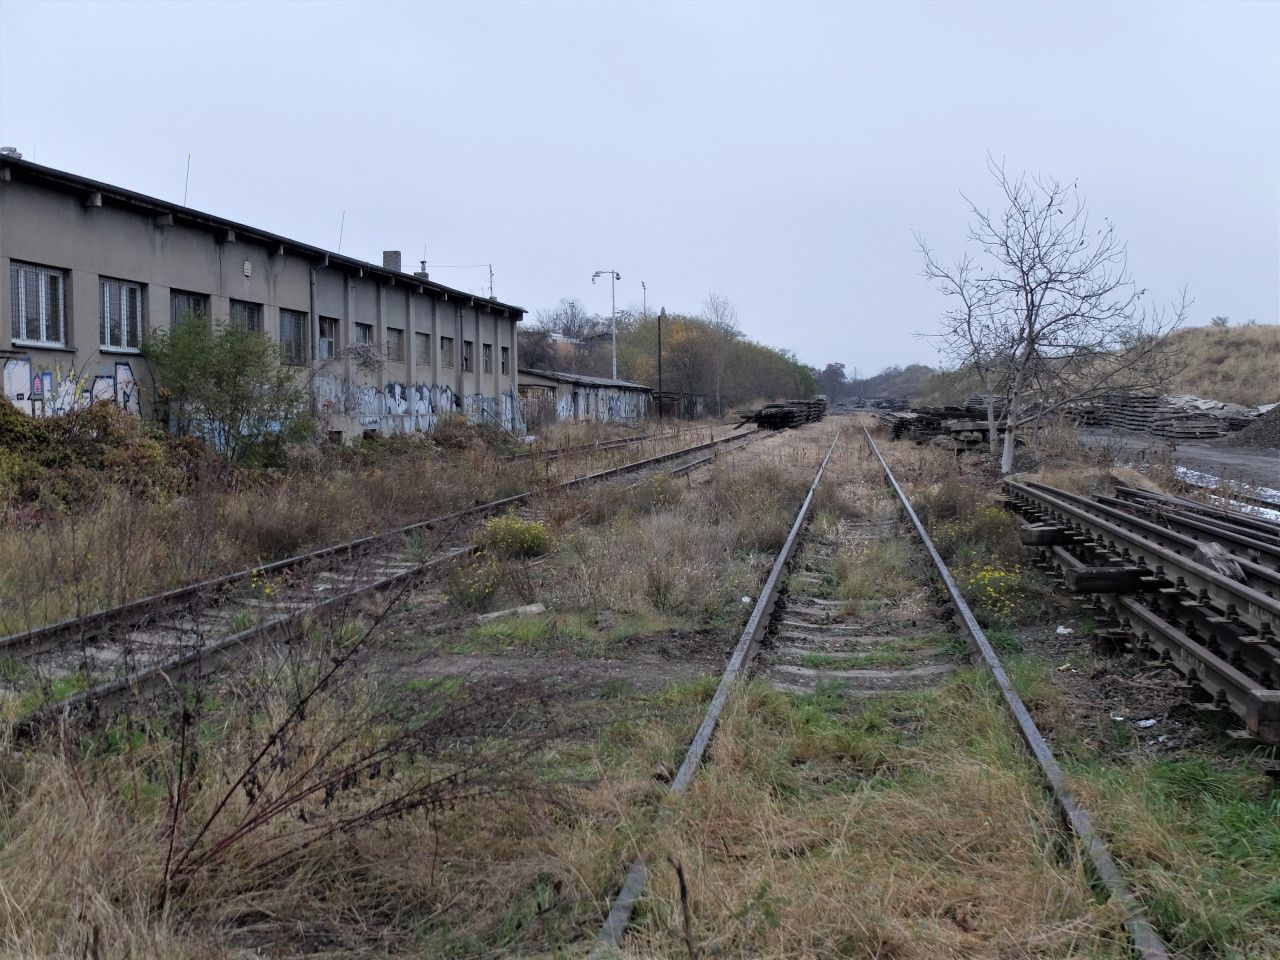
[1055,625,1074,635]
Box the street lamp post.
[591,269,621,380]
[657,307,665,421]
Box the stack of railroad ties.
[736,397,828,430]
[877,392,1273,447]
[873,395,1006,448]
[1069,393,1271,441]
[1002,479,1280,747]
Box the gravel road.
[1078,427,1279,488]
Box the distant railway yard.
[2,409,1277,959]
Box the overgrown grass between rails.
[623,673,1130,958]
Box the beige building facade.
[0,155,525,439]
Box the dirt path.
[1079,426,1279,486]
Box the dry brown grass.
[621,680,1125,958]
[0,423,752,636]
[1162,323,1280,406]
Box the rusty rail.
[1003,479,1280,743]
[865,430,1171,960]
[591,432,840,955]
[5,429,767,727]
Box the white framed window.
[10,261,68,347]
[440,335,455,369]
[280,308,307,366]
[500,345,510,375]
[482,342,493,374]
[354,322,373,345]
[100,277,144,351]
[462,339,473,373]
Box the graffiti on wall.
[2,357,140,416]
[548,386,648,424]
[313,372,525,436]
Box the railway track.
[1002,479,1280,744]
[0,428,767,729]
[591,428,1170,960]
[504,426,701,462]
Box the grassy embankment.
[866,322,1280,408]
[3,423,1275,957]
[0,425,821,956]
[0,403,704,637]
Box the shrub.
[143,316,308,463]
[476,513,554,560]
[955,561,1045,629]
[0,399,195,508]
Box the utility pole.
[591,269,621,379]
[641,281,647,319]
[657,307,665,420]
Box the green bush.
[475,512,554,560]
[0,399,195,508]
[144,316,308,464]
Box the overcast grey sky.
[1,0,1276,375]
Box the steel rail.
[1012,481,1280,627]
[1113,484,1280,542]
[1006,482,1280,739]
[865,429,1170,960]
[504,429,662,462]
[5,430,769,725]
[1160,479,1280,519]
[1,429,762,659]
[1094,494,1280,567]
[590,433,841,957]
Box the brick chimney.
[382,250,402,273]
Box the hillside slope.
[850,322,1279,408]
[1162,324,1280,406]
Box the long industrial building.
[0,154,526,439]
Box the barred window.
[170,290,209,326]
[319,316,339,360]
[229,299,263,333]
[99,277,144,351]
[10,261,67,346]
[462,339,474,373]
[500,345,510,375]
[440,335,455,369]
[386,327,405,362]
[280,308,307,366]
[414,331,431,366]
[482,342,493,374]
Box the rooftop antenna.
[430,263,494,299]
[337,210,346,252]
[183,153,191,206]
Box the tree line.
[519,294,816,413]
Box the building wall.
[517,372,650,425]
[0,174,523,437]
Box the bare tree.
[921,159,1188,473]
[701,293,740,416]
[534,298,600,341]
[916,249,1006,454]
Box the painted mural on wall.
[2,357,140,417]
